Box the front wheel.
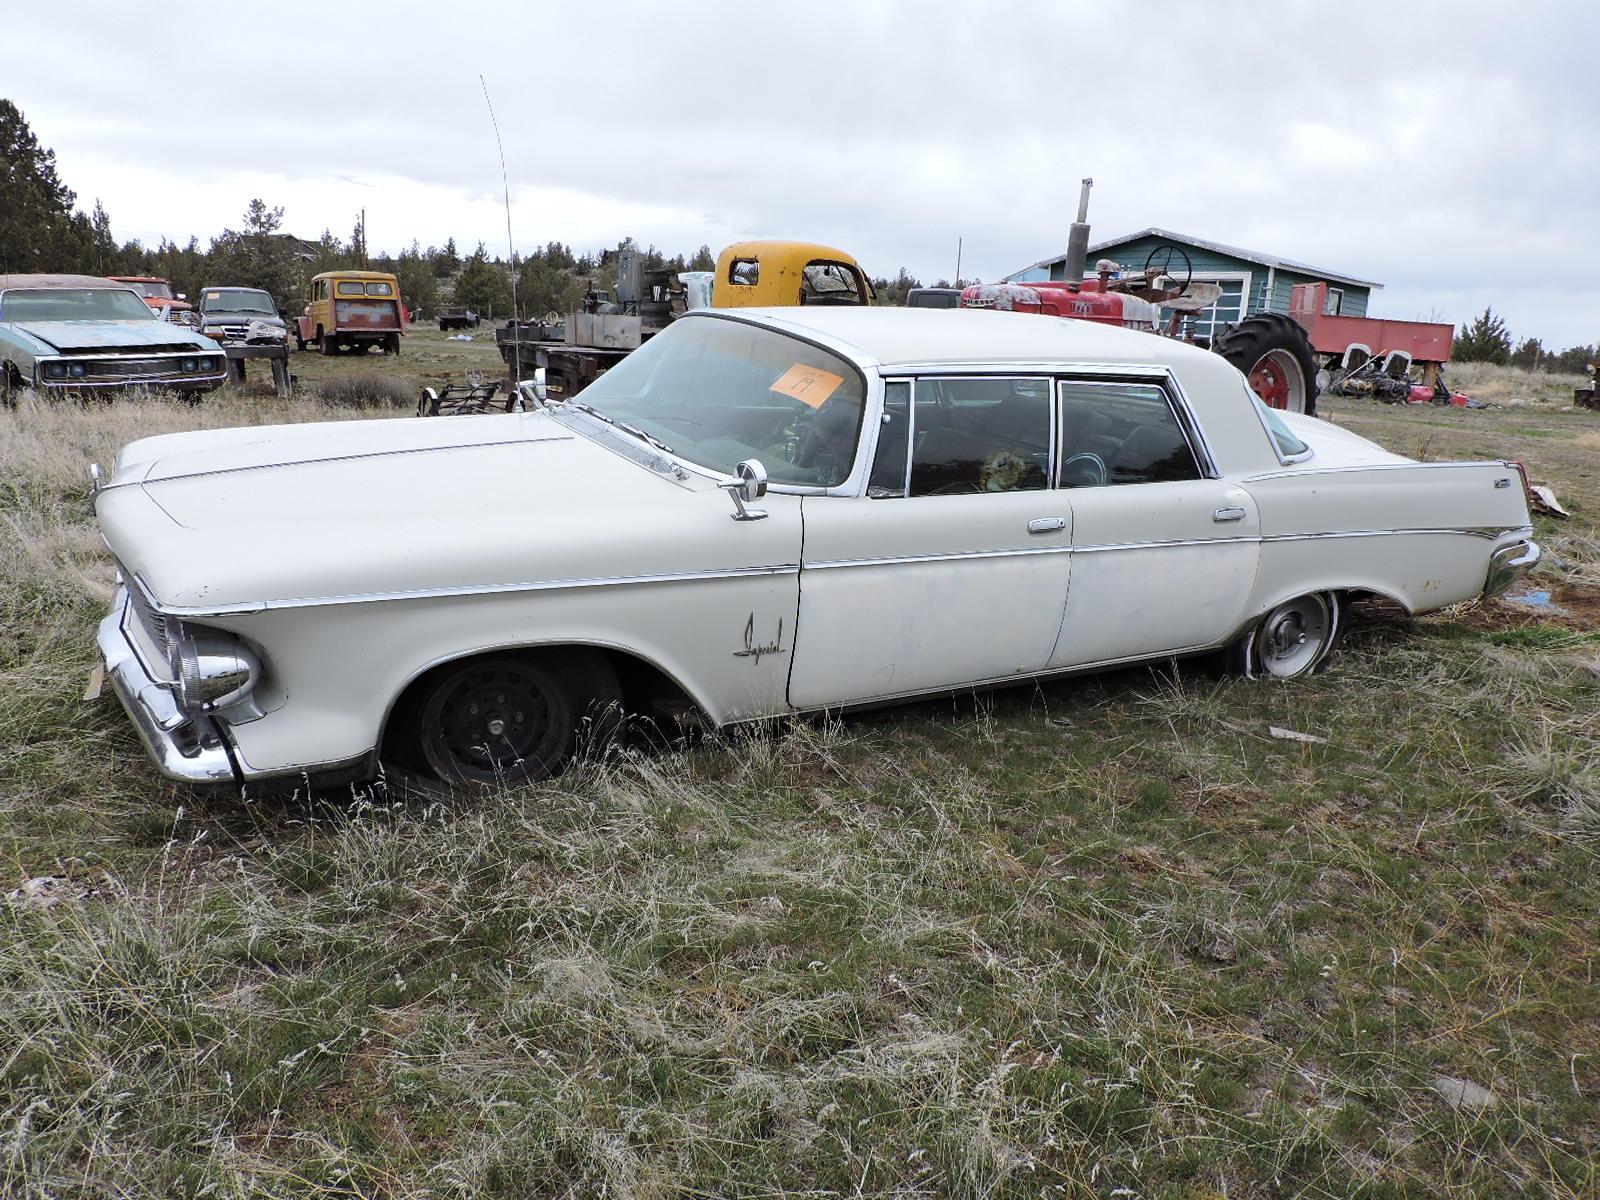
[412,651,622,785]
[1214,312,1319,416]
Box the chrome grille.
[127,583,170,656]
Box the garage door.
[1176,279,1244,346]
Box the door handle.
[1027,516,1067,534]
[1213,506,1247,523]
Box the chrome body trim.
[137,562,803,618]
[97,591,237,784]
[1244,459,1513,483]
[803,525,1525,571]
[133,524,1527,619]
[94,433,567,493]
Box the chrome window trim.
[1246,390,1314,465]
[1054,374,1215,484]
[138,562,804,619]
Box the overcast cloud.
[9,1,1598,345]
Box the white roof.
[1008,227,1383,290]
[698,304,1214,369]
[690,306,1278,476]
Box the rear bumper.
[96,593,237,784]
[1483,539,1541,598]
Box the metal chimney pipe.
[1061,177,1093,285]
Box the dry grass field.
[1,347,1597,1198]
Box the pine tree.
[1454,307,1512,364]
[0,100,82,272]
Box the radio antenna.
[480,74,522,393]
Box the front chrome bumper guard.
[96,591,237,784]
[1484,539,1541,598]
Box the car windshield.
[201,289,275,314]
[1,288,158,322]
[572,316,868,487]
[122,281,172,300]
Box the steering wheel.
[1059,451,1108,488]
[1143,245,1193,298]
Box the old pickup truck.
[293,270,406,356]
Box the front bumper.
[1484,539,1541,598]
[96,591,237,784]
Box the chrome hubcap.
[1256,595,1332,677]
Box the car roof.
[702,305,1219,370]
[0,274,127,291]
[310,270,397,281]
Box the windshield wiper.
[566,401,675,455]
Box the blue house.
[1006,228,1381,343]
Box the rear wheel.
[319,327,336,356]
[411,650,622,785]
[1214,312,1319,416]
[1216,591,1340,678]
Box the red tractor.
[959,180,1321,415]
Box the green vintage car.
[0,274,228,401]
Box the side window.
[867,381,911,497]
[1057,380,1201,488]
[907,378,1051,496]
[729,258,759,287]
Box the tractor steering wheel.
[1144,245,1193,299]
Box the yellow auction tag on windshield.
[770,363,844,408]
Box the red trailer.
[1289,282,1454,384]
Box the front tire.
[1214,312,1320,416]
[413,650,622,785]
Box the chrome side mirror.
[719,459,768,521]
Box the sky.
[8,0,1598,347]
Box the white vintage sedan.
[93,308,1539,787]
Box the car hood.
[8,319,218,353]
[96,411,772,613]
[201,310,284,327]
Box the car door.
[788,376,1074,708]
[1046,376,1259,669]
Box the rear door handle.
[1213,507,1247,523]
[1028,516,1067,534]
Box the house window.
[1325,287,1344,316]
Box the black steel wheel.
[1214,312,1320,416]
[413,651,621,785]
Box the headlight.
[167,623,262,714]
[182,358,197,372]
[44,362,67,379]
[69,363,87,378]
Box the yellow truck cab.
[712,242,874,308]
[295,270,406,356]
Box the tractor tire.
[1214,312,1319,416]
